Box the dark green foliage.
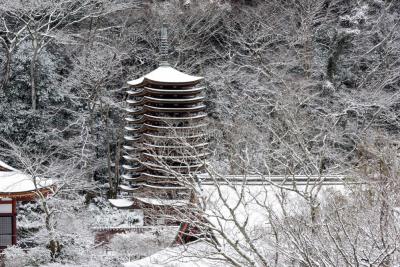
[0,0,399,176]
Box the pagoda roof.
[110,195,190,209]
[127,65,203,87]
[133,196,190,207]
[109,198,134,208]
[0,160,54,200]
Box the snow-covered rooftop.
[134,196,190,207]
[109,196,190,209]
[115,172,361,267]
[124,182,352,267]
[201,182,349,233]
[127,65,203,86]
[0,161,54,195]
[0,160,17,172]
[123,241,226,267]
[109,198,134,208]
[0,172,52,193]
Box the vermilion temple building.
[0,160,54,249]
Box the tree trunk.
[310,199,319,235]
[39,187,61,259]
[0,49,12,93]
[30,38,39,110]
[44,210,60,259]
[104,104,117,198]
[114,128,123,194]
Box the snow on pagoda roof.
[127,65,203,87]
[134,196,190,207]
[0,161,54,194]
[109,198,134,208]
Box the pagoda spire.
[159,23,169,66]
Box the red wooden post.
[12,199,16,246]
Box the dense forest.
[0,0,399,266]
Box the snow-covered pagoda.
[110,25,208,224]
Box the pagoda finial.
[159,23,169,66]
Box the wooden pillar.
[12,199,16,245]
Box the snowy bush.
[110,229,177,260]
[3,246,51,267]
[88,197,142,228]
[2,246,27,267]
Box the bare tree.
[0,140,92,259]
[0,15,29,93]
[0,0,137,109]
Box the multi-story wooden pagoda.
[110,25,207,223]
